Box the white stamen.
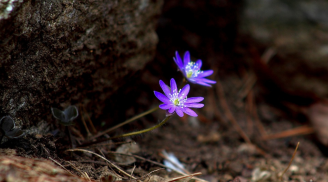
[185,62,203,78]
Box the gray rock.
[0,0,163,128]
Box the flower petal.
[159,80,171,97]
[183,51,190,67]
[178,84,190,99]
[185,97,204,103]
[154,91,171,104]
[175,107,184,117]
[191,79,212,87]
[182,108,198,117]
[159,104,172,110]
[168,106,176,113]
[170,78,178,94]
[198,82,212,87]
[185,103,204,108]
[174,51,184,69]
[195,59,202,69]
[197,70,213,78]
[201,78,216,84]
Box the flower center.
[187,71,193,78]
[185,62,202,78]
[169,89,187,108]
[173,99,180,106]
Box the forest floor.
[1,58,327,181]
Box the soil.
[1,1,328,182]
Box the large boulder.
[0,0,163,128]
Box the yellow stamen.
[187,71,193,78]
[173,99,179,105]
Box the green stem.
[89,106,159,140]
[110,115,171,139]
[79,115,171,147]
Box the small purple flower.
[154,78,204,117]
[174,51,216,87]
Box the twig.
[262,125,314,140]
[89,106,159,140]
[215,78,252,144]
[249,90,267,137]
[167,172,202,182]
[246,90,254,135]
[48,157,74,175]
[66,148,136,180]
[82,105,97,134]
[279,142,300,181]
[140,168,164,180]
[107,151,208,182]
[208,87,227,127]
[78,140,134,149]
[130,165,136,177]
[66,161,90,181]
[80,107,92,138]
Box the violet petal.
[183,51,190,67]
[168,106,176,113]
[170,78,178,94]
[182,108,198,117]
[159,80,171,97]
[197,70,213,78]
[185,103,204,108]
[160,104,172,110]
[195,59,202,69]
[192,80,212,87]
[185,97,204,103]
[176,107,184,117]
[174,51,184,69]
[154,91,171,104]
[178,84,190,99]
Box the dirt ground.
[1,1,328,182]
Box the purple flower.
[174,51,216,87]
[154,78,204,117]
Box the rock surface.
[0,0,163,128]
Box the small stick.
[249,90,267,137]
[107,151,207,182]
[279,142,300,181]
[78,140,134,149]
[48,157,74,175]
[262,125,314,140]
[167,172,202,182]
[88,106,159,140]
[82,105,97,134]
[215,79,252,144]
[140,168,164,180]
[246,90,254,135]
[66,148,136,180]
[130,165,136,177]
[66,161,90,180]
[80,109,92,138]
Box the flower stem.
[111,115,171,139]
[88,106,159,140]
[79,115,171,147]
